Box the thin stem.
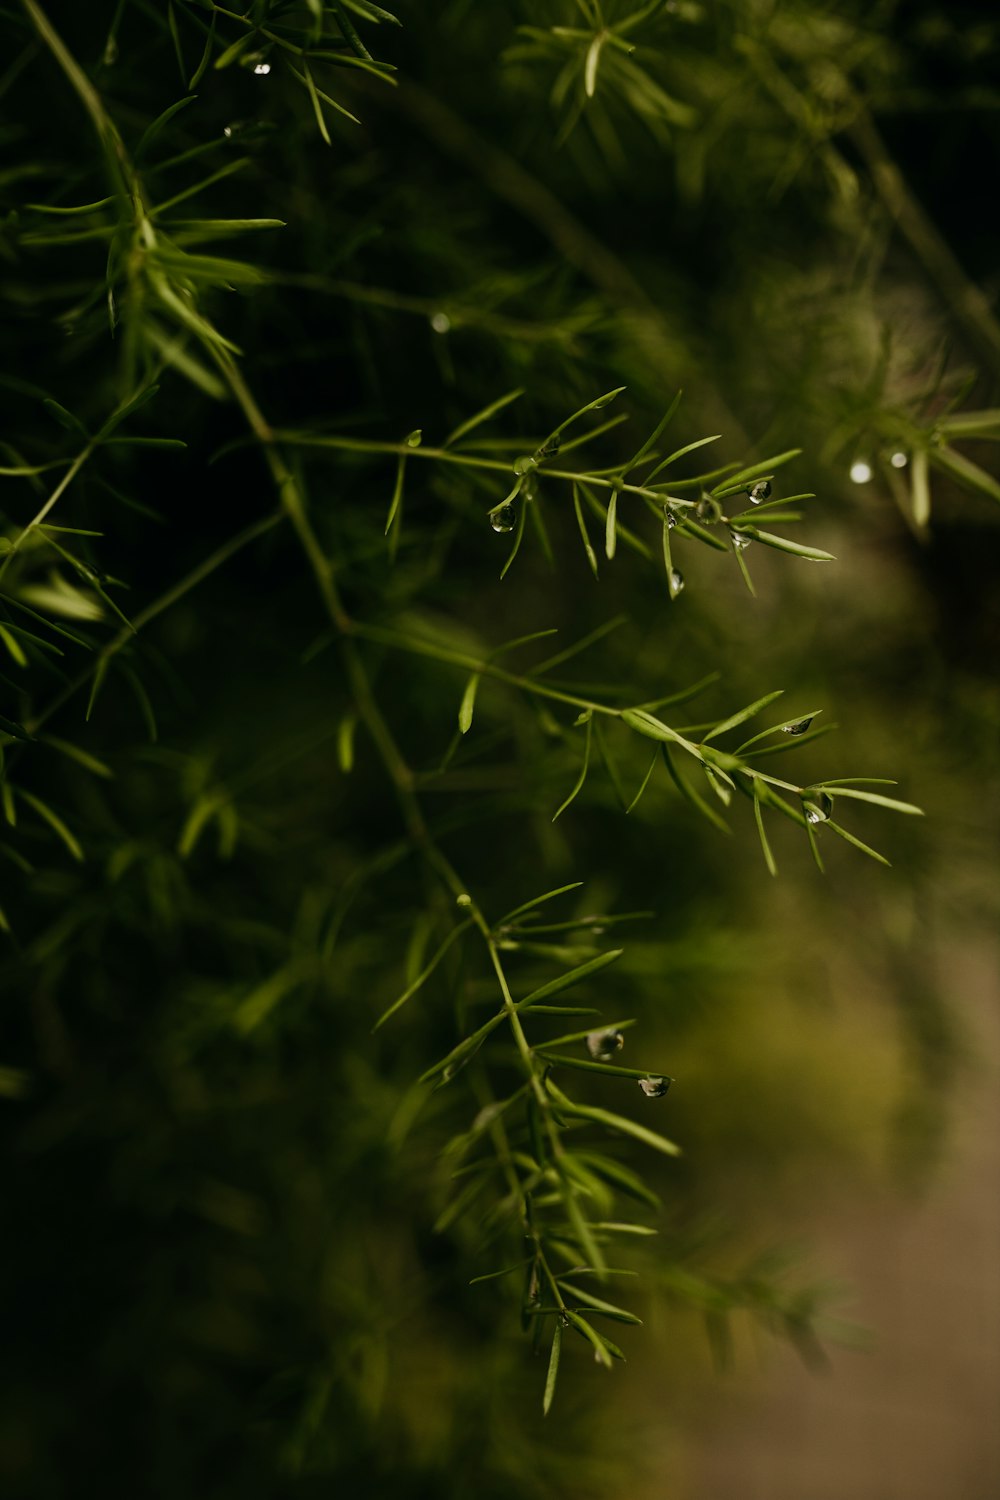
[269,430,695,506]
[22,509,283,738]
[0,443,94,583]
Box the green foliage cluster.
[1,2,997,1495]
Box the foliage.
[1,2,997,1495]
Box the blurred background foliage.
[0,1,997,1496]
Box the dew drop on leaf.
[803,791,833,824]
[586,1029,624,1061]
[782,716,815,736]
[670,569,684,595]
[489,503,517,534]
[513,455,537,476]
[638,1075,670,1098]
[663,505,679,529]
[730,529,751,552]
[747,480,771,503]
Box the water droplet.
[730,529,751,552]
[253,62,271,75]
[638,1075,670,1099]
[559,1312,571,1328]
[406,429,422,448]
[223,122,243,141]
[103,34,118,66]
[456,892,472,907]
[890,451,908,469]
[522,475,538,503]
[586,1029,624,1061]
[850,459,872,484]
[489,503,517,534]
[802,790,833,825]
[782,716,815,736]
[696,494,721,523]
[747,480,771,504]
[664,506,680,529]
[430,311,451,334]
[513,454,538,476]
[670,569,684,595]
[537,434,561,459]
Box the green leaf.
[445,388,524,448]
[626,749,659,815]
[177,793,218,858]
[621,390,682,477]
[552,713,593,821]
[516,949,624,1010]
[530,617,626,678]
[703,690,784,743]
[0,714,33,742]
[500,497,527,580]
[825,820,890,866]
[18,790,83,860]
[604,484,618,560]
[550,1081,680,1158]
[41,734,114,779]
[337,713,357,773]
[26,197,115,216]
[752,782,777,877]
[233,963,307,1035]
[469,1258,533,1286]
[214,34,255,70]
[911,448,931,527]
[571,483,599,579]
[0,625,28,667]
[537,1052,667,1083]
[565,1311,613,1366]
[500,882,584,924]
[737,529,835,562]
[374,919,472,1030]
[937,409,1000,437]
[334,1,375,59]
[542,1319,562,1415]
[661,745,730,833]
[384,454,406,547]
[740,711,827,756]
[646,433,721,483]
[712,450,801,493]
[42,399,88,437]
[302,60,333,145]
[293,61,364,125]
[135,97,195,159]
[818,787,922,815]
[458,673,480,735]
[559,1283,642,1324]
[620,708,697,757]
[931,445,1000,505]
[532,1018,636,1049]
